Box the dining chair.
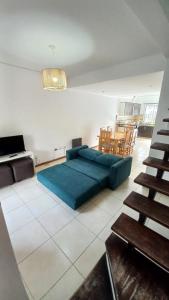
[118,128,136,156]
[99,128,113,153]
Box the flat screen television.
[0,135,25,157]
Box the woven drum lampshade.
[42,68,67,90]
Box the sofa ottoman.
[37,164,100,209]
[10,157,34,182]
[0,164,14,188]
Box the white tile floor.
[0,138,168,300]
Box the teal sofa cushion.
[64,158,109,187]
[66,145,88,160]
[78,148,102,161]
[37,164,100,209]
[95,154,122,167]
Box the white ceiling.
[0,0,162,78]
[74,71,164,97]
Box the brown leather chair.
[10,157,34,182]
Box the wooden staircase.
[124,191,169,228]
[157,129,169,136]
[71,118,169,300]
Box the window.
[144,103,158,124]
[133,103,141,115]
[119,102,141,116]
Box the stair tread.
[124,191,169,228]
[134,172,169,196]
[106,233,169,300]
[111,213,169,271]
[143,156,169,171]
[157,130,169,136]
[163,118,169,122]
[151,142,169,152]
[70,254,113,300]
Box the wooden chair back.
[125,128,134,145]
[99,128,112,152]
[99,129,112,144]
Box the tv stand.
[0,151,34,164]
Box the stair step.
[143,157,169,171]
[106,233,169,299]
[134,172,169,196]
[157,130,169,136]
[124,191,169,228]
[151,142,169,152]
[70,254,113,300]
[163,118,169,122]
[111,213,169,272]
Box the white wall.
[0,63,118,164]
[148,59,169,179]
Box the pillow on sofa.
[95,154,122,167]
[66,145,88,160]
[78,148,102,161]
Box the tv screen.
[0,135,25,157]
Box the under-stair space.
[71,117,169,300]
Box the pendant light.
[42,68,67,90]
[42,45,67,91]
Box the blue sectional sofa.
[37,145,132,209]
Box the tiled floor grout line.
[38,237,90,300]
[6,189,76,263]
[52,227,97,266]
[18,232,74,299]
[6,187,43,235]
[1,201,24,215]
[30,219,107,299]
[22,278,35,300]
[16,209,76,264]
[73,214,111,236]
[10,196,103,267]
[39,263,74,300]
[26,219,87,299]
[10,190,126,268]
[37,220,99,299]
[96,207,123,240]
[7,216,35,237]
[17,236,51,265]
[71,235,101,266]
[73,202,119,236]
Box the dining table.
[97,131,125,141]
[98,131,126,154]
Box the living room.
[0,1,169,300]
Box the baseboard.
[36,145,99,167]
[36,155,66,167]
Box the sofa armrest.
[66,145,88,160]
[109,156,132,189]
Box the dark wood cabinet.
[138,125,154,138]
